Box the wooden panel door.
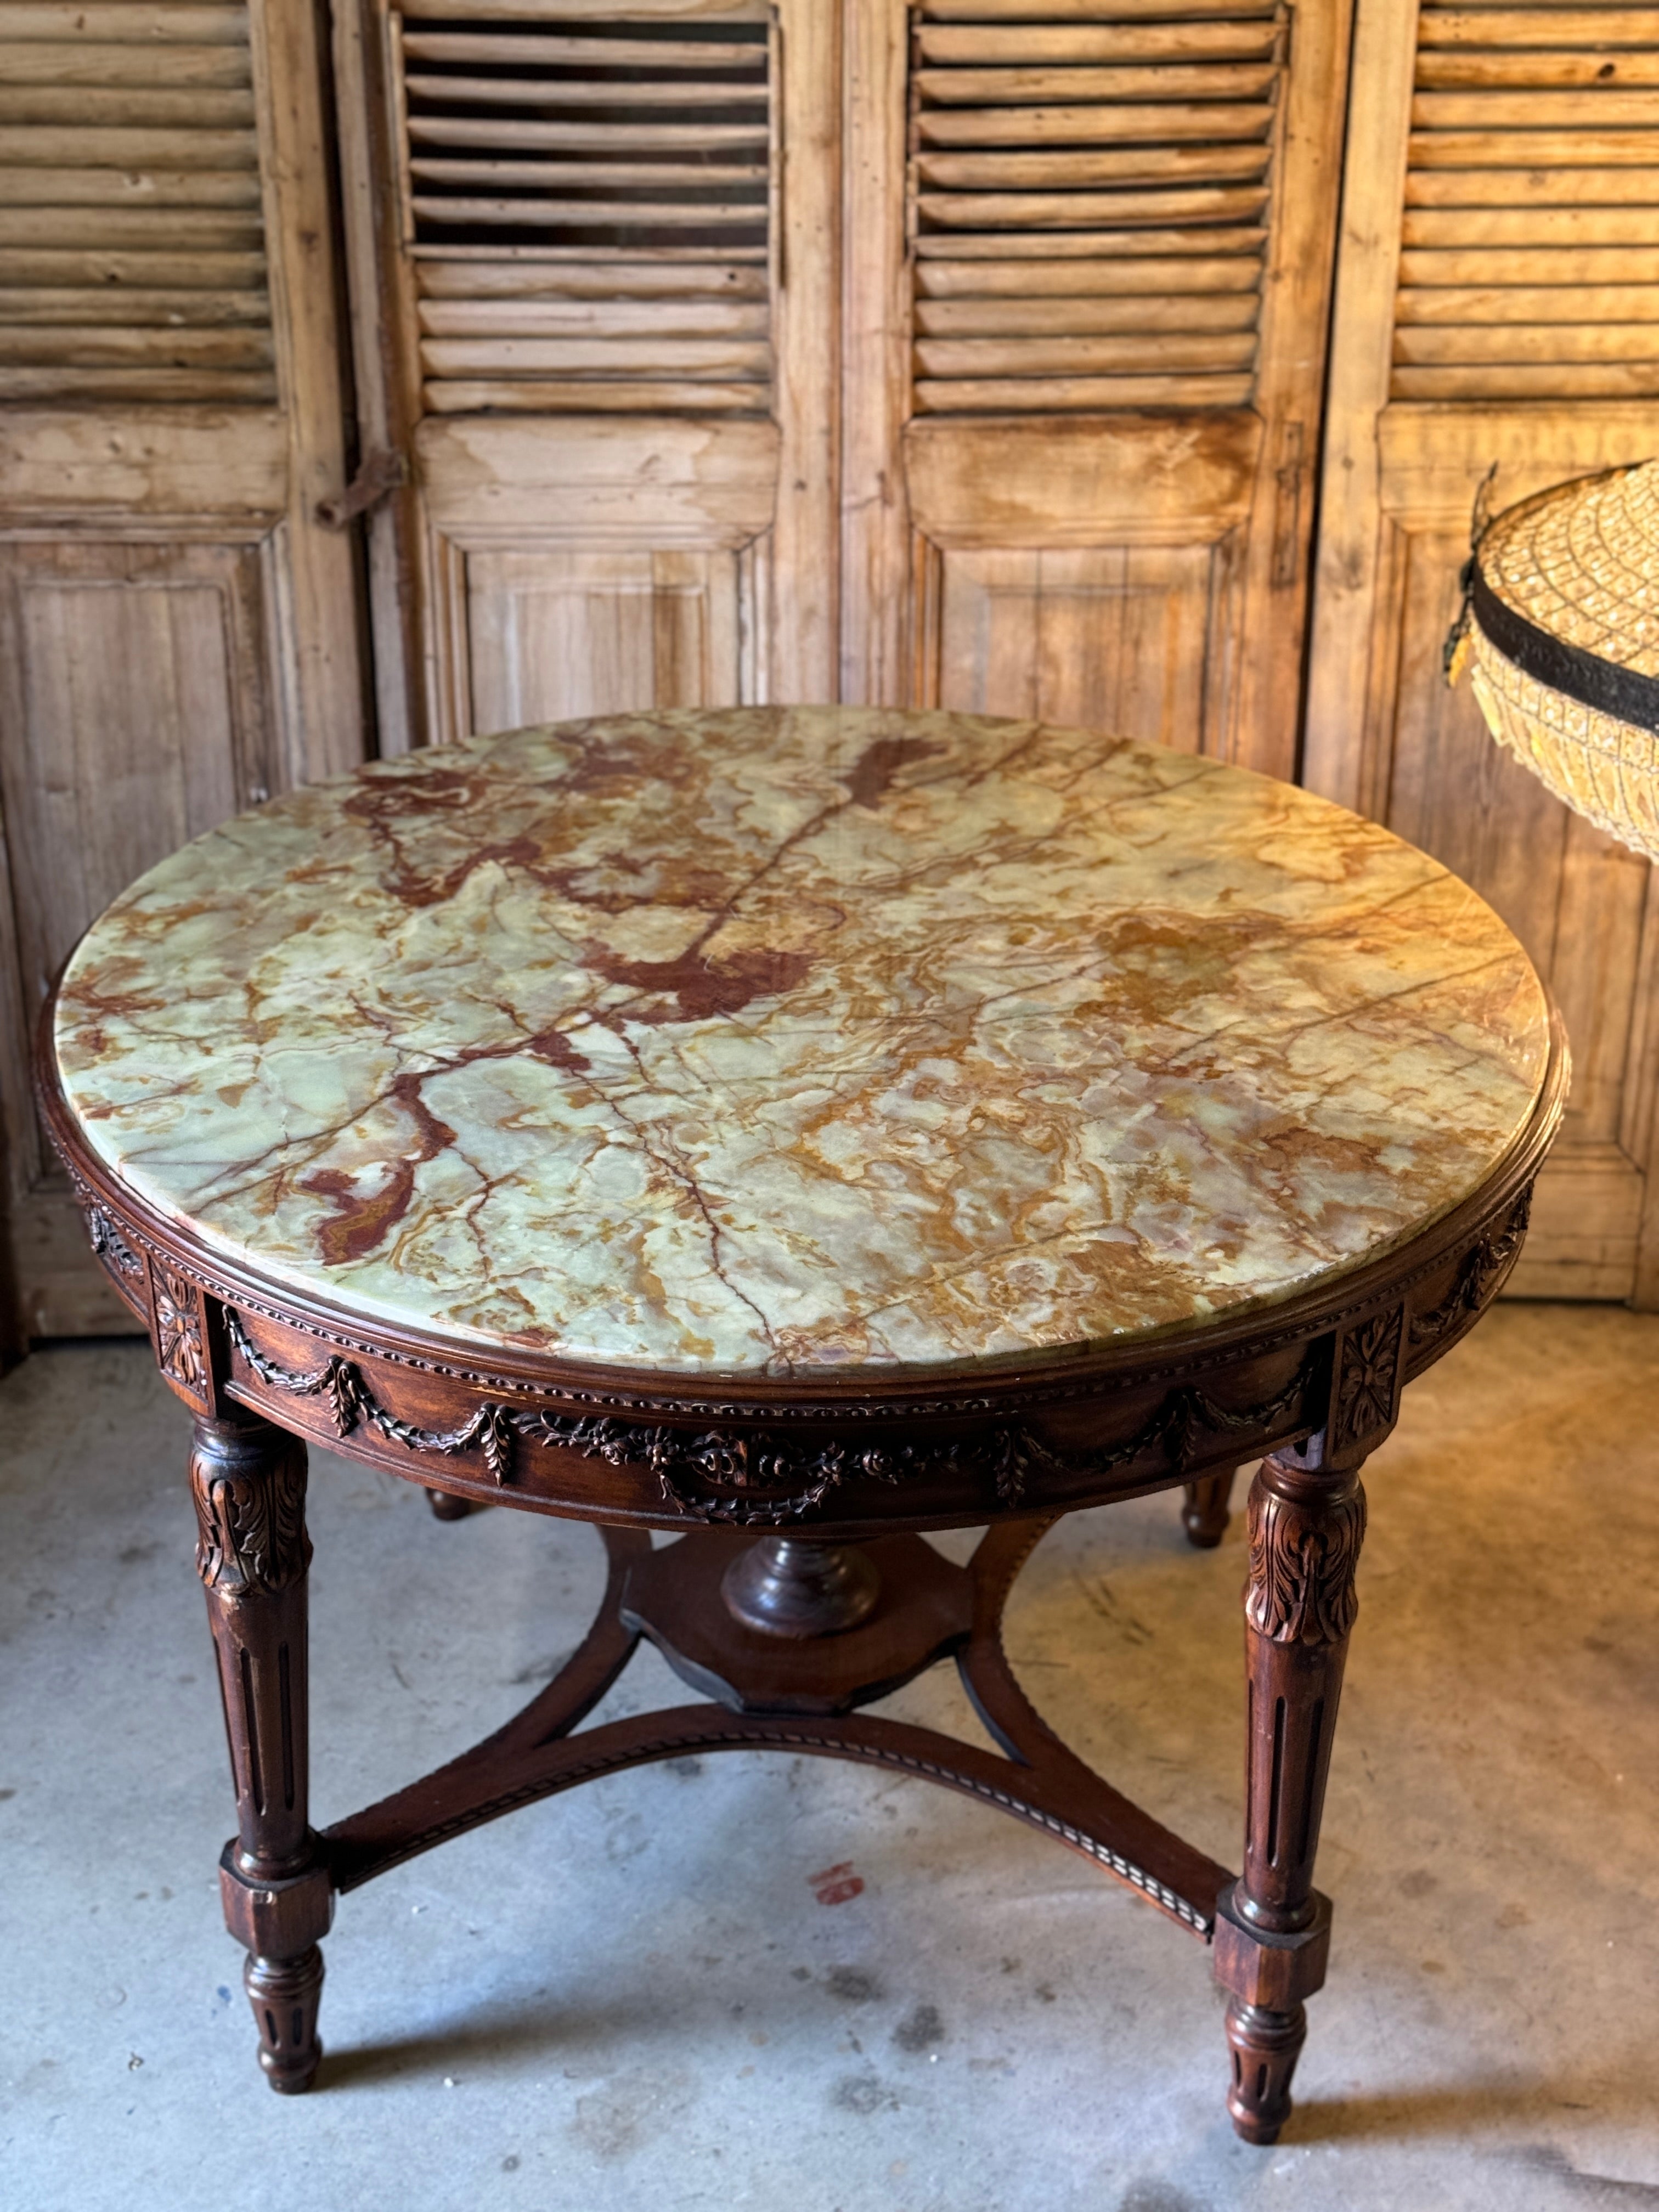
[0,0,366,1348]
[333,0,838,749]
[842,0,1355,777]
[1306,0,1659,1301]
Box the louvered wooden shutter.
[909,0,1284,413]
[1307,0,1659,1305]
[0,1,274,404]
[1395,4,1659,400]
[390,10,774,415]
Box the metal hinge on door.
[315,446,408,531]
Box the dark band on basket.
[1470,567,1659,736]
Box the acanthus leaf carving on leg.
[192,1420,312,1601]
[1244,1470,1368,1648]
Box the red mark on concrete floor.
[809,1862,865,1906]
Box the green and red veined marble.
[54,708,1551,1376]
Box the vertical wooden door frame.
[774,0,844,703]
[249,0,369,783]
[840,0,909,706]
[1302,0,1420,817]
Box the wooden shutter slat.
[407,116,770,149]
[913,66,1278,104]
[912,371,1256,410]
[915,291,1257,334]
[408,154,766,185]
[1418,51,1659,91]
[0,322,271,364]
[1401,244,1659,281]
[0,125,257,167]
[0,4,248,40]
[417,295,768,335]
[917,24,1280,63]
[916,222,1267,257]
[0,205,262,245]
[0,84,252,125]
[1403,203,1659,244]
[417,257,767,297]
[1394,319,1659,363]
[918,184,1270,228]
[1,37,249,82]
[1409,130,1659,167]
[917,101,1276,145]
[409,76,765,109]
[0,168,261,210]
[916,1,1279,19]
[1404,164,1659,203]
[917,252,1259,293]
[0,364,272,398]
[1397,282,1659,323]
[401,31,765,67]
[1392,362,1659,397]
[411,195,765,230]
[420,333,768,375]
[407,115,770,144]
[405,74,764,114]
[915,330,1257,374]
[1418,10,1659,49]
[917,146,1272,189]
[0,284,268,323]
[1414,89,1659,127]
[421,376,765,414]
[0,245,266,285]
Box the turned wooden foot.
[191,1413,332,2092]
[246,1946,326,2093]
[1214,1437,1367,2143]
[1223,2000,1308,2143]
[426,1486,473,1521]
[1180,1466,1236,1548]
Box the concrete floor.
[3,1306,1657,2212]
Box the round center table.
[39,706,1564,2145]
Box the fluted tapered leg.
[1213,1444,1368,2144]
[191,1413,332,2091]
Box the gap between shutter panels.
[0,1,274,405]
[396,11,772,417]
[1394,3,1659,401]
[908,1,1284,415]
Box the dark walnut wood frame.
[39,1001,1566,2143]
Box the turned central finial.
[720,1536,882,1639]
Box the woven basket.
[1458,460,1659,862]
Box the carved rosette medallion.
[1330,1305,1404,1454]
[151,1261,208,1398]
[191,1433,311,1600]
[1244,1469,1368,1648]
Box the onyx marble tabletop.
[53,708,1551,1380]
